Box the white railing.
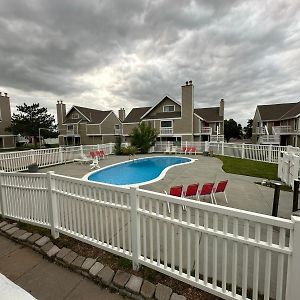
[66,130,75,135]
[255,127,267,134]
[259,135,280,145]
[278,151,300,188]
[201,127,212,135]
[210,135,224,142]
[160,128,173,135]
[0,143,115,172]
[272,126,292,135]
[153,142,292,164]
[114,129,122,135]
[0,170,299,300]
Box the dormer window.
[163,105,175,112]
[72,113,79,119]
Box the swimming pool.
[85,156,195,187]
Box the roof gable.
[257,102,297,121]
[123,107,151,123]
[141,96,181,119]
[194,107,222,122]
[64,105,112,124]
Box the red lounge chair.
[198,182,215,204]
[96,150,105,160]
[89,151,96,158]
[188,147,196,155]
[164,185,183,213]
[213,180,228,204]
[183,183,199,198]
[180,147,187,154]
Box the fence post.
[0,171,6,218]
[59,146,63,164]
[80,145,84,157]
[221,141,224,155]
[268,144,272,163]
[286,215,300,300]
[241,143,245,159]
[130,187,140,270]
[30,149,35,164]
[47,171,59,239]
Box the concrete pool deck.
[40,153,294,219]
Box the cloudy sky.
[0,0,299,125]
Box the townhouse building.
[122,81,224,143]
[56,102,122,146]
[252,101,300,146]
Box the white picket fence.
[1,171,300,300]
[154,142,295,164]
[0,143,115,172]
[278,152,300,188]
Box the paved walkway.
[0,235,126,300]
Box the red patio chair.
[96,150,105,160]
[213,180,228,204]
[183,183,199,198]
[164,185,183,213]
[188,147,196,155]
[198,182,215,204]
[180,147,187,154]
[89,151,96,159]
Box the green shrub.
[120,146,137,155]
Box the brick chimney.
[56,100,66,126]
[118,108,126,122]
[219,99,224,117]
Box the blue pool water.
[88,156,193,186]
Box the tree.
[130,122,158,154]
[6,103,56,145]
[243,119,253,139]
[224,119,243,142]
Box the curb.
[0,220,186,300]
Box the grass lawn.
[216,155,278,180]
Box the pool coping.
[82,155,197,188]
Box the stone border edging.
[0,220,186,300]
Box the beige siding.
[123,123,139,136]
[193,116,200,133]
[86,124,100,135]
[0,95,12,135]
[101,112,121,134]
[145,98,180,118]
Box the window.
[163,105,175,112]
[294,119,298,131]
[72,113,79,119]
[67,125,74,131]
[161,120,172,128]
[114,124,120,130]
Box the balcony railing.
[66,130,75,135]
[258,135,280,144]
[272,126,292,134]
[160,128,173,135]
[256,127,267,134]
[114,129,122,135]
[200,127,212,135]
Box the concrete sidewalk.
[0,235,126,300]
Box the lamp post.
[38,128,49,149]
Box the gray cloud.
[0,0,299,125]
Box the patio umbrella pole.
[272,183,281,217]
[293,179,300,212]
